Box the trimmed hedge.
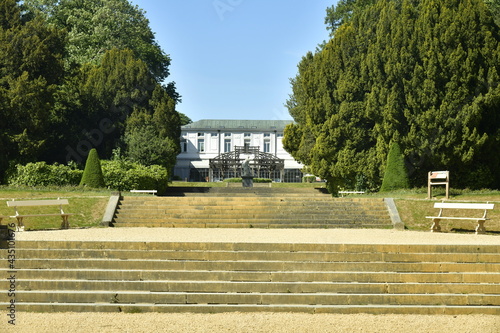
[223,178,272,183]
[302,176,316,183]
[8,160,169,192]
[101,160,169,192]
[8,162,83,187]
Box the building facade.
[174,119,303,182]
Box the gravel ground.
[2,312,500,333]
[13,227,500,245]
[3,228,500,332]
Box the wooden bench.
[338,191,365,197]
[7,199,73,231]
[130,190,157,195]
[426,202,494,234]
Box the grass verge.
[0,186,111,230]
[1,184,499,233]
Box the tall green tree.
[285,0,500,190]
[484,0,500,25]
[325,0,376,36]
[24,0,171,81]
[66,48,180,162]
[0,0,66,179]
[123,84,181,169]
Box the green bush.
[302,176,316,183]
[380,142,410,192]
[223,178,272,183]
[223,178,242,183]
[8,162,83,186]
[80,149,105,188]
[101,160,169,192]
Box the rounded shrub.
[80,149,105,188]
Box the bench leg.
[475,220,486,235]
[430,219,441,232]
[61,215,70,229]
[15,217,25,232]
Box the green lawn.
[0,186,111,230]
[1,184,499,233]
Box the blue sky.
[130,0,336,121]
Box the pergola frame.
[209,145,284,181]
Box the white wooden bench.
[130,190,157,195]
[7,198,73,231]
[426,202,495,234]
[338,191,365,197]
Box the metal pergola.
[209,145,285,182]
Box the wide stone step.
[115,210,389,217]
[3,269,498,283]
[4,302,500,315]
[112,194,392,229]
[120,199,385,206]
[2,239,499,315]
[112,219,391,226]
[9,259,500,272]
[10,290,500,306]
[5,249,499,263]
[10,280,500,295]
[8,241,500,253]
[113,223,391,229]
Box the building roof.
[182,119,293,131]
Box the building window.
[264,133,271,137]
[180,139,187,153]
[244,133,251,137]
[244,138,251,147]
[211,133,218,137]
[224,139,231,152]
[198,132,204,137]
[277,133,284,138]
[264,139,270,153]
[198,139,205,152]
[224,133,231,137]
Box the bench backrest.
[7,199,69,208]
[434,202,494,210]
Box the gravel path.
[2,313,500,333]
[3,228,500,332]
[13,227,500,245]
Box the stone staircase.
[112,188,393,229]
[1,240,499,314]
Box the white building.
[174,119,303,182]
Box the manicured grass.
[1,184,499,233]
[364,187,500,233]
[0,186,111,230]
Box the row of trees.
[0,0,188,183]
[284,0,500,191]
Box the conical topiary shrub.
[380,142,410,192]
[80,148,105,188]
